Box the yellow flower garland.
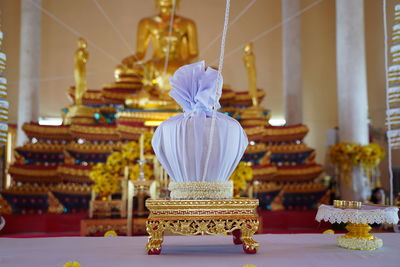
[89,138,154,198]
[229,162,253,195]
[329,142,385,185]
[89,163,120,197]
[129,163,153,180]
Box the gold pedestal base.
[145,198,260,255]
[337,223,383,250]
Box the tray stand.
[145,198,260,255]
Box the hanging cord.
[383,0,394,205]
[200,0,257,58]
[92,0,132,53]
[211,0,323,65]
[8,70,111,85]
[26,0,119,63]
[202,0,231,182]
[162,0,177,87]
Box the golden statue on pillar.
[64,38,98,125]
[237,42,269,127]
[243,42,258,107]
[74,38,89,105]
[122,0,199,110]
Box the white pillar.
[17,0,41,146]
[336,0,370,201]
[282,0,302,125]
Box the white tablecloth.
[0,234,399,267]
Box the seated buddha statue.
[119,0,199,110]
[126,34,186,110]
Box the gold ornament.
[333,200,362,209]
[243,42,258,107]
[104,230,118,237]
[63,262,82,267]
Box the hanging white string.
[199,0,257,58]
[210,0,323,65]
[202,0,231,182]
[26,0,119,63]
[163,0,177,84]
[383,0,394,205]
[92,0,132,53]
[8,70,111,85]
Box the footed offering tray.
[145,198,260,255]
[316,203,399,250]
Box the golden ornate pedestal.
[145,198,260,255]
[316,203,399,251]
[336,223,382,250]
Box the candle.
[153,156,159,180]
[139,134,144,161]
[124,166,129,180]
[127,180,134,236]
[164,169,168,185]
[91,188,96,201]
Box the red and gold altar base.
[145,198,260,255]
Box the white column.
[17,0,42,146]
[336,0,370,201]
[282,0,302,125]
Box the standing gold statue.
[243,42,258,107]
[64,38,98,125]
[74,38,89,105]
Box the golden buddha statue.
[122,0,198,67]
[126,34,184,110]
[243,42,258,107]
[237,43,269,127]
[122,0,199,109]
[64,38,99,125]
[74,38,89,105]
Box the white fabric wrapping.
[316,204,399,224]
[152,61,248,183]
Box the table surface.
[1,233,399,267]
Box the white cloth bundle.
[152,61,248,198]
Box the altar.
[1,234,400,267]
[1,0,400,266]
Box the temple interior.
[0,0,399,249]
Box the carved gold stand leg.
[232,229,242,245]
[336,223,383,250]
[240,220,259,254]
[146,220,165,255]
